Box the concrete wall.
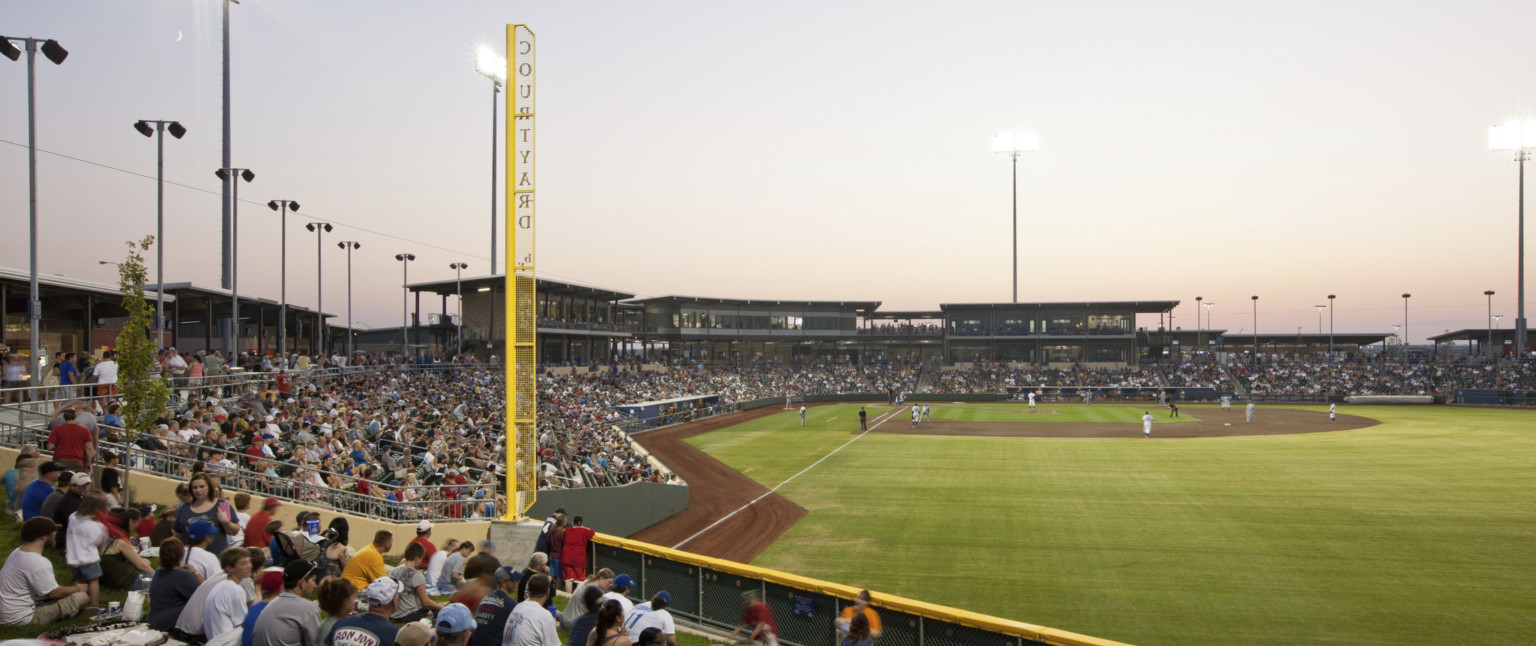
[0,446,492,558]
[525,481,688,539]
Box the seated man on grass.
[0,517,94,625]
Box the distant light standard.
[1194,296,1203,353]
[267,200,299,362]
[3,35,68,385]
[1314,305,1325,334]
[449,262,469,357]
[1327,294,1337,360]
[214,167,254,353]
[1489,120,1533,358]
[992,131,1039,303]
[1494,314,1504,329]
[1202,300,1215,358]
[1250,295,1259,363]
[1402,293,1411,357]
[338,241,361,357]
[476,46,506,276]
[1485,289,1496,358]
[306,222,333,356]
[1392,324,1402,353]
[133,119,186,344]
[395,254,416,359]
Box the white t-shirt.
[177,571,228,635]
[203,579,248,638]
[424,551,448,587]
[187,546,220,581]
[0,549,61,624]
[65,517,108,567]
[601,591,634,619]
[92,360,119,384]
[233,511,251,547]
[504,600,561,646]
[624,603,675,637]
[168,354,188,376]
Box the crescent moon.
[176,30,183,42]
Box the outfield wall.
[590,533,1131,646]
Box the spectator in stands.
[506,573,560,646]
[46,408,93,472]
[562,567,613,629]
[21,461,61,520]
[840,609,874,646]
[51,472,92,550]
[342,531,393,591]
[624,591,675,646]
[426,538,458,594]
[241,568,285,646]
[246,497,281,561]
[835,590,882,644]
[602,574,635,618]
[566,586,604,646]
[453,553,501,610]
[388,542,445,622]
[411,521,437,565]
[730,590,779,646]
[149,538,201,631]
[201,546,256,639]
[436,603,478,646]
[588,599,633,646]
[0,517,92,625]
[176,473,242,556]
[150,505,179,546]
[635,628,665,646]
[517,552,550,602]
[251,559,323,646]
[438,540,475,594]
[328,577,402,646]
[468,565,522,646]
[315,577,358,646]
[560,516,596,592]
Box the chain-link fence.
[588,535,1129,646]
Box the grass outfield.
[925,403,1194,424]
[686,404,1536,646]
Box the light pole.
[1194,296,1202,354]
[1490,120,1533,358]
[219,0,240,296]
[1251,295,1259,363]
[214,167,254,354]
[476,46,506,276]
[395,254,416,360]
[306,223,333,356]
[1327,294,1336,361]
[3,35,67,385]
[450,262,469,357]
[992,131,1039,303]
[1202,300,1215,359]
[1402,293,1411,358]
[134,120,186,345]
[1485,290,1496,358]
[267,200,299,363]
[338,241,361,357]
[1315,305,1325,335]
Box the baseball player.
[1028,391,1037,412]
[921,404,931,422]
[858,406,867,430]
[911,405,920,427]
[1220,395,1231,412]
[1246,402,1256,424]
[1142,411,1154,438]
[800,405,806,427]
[1168,402,1179,417]
[1329,402,1337,422]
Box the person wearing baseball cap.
[467,566,523,646]
[250,560,322,646]
[329,577,401,646]
[395,621,435,646]
[245,497,282,558]
[0,517,92,625]
[627,591,676,646]
[183,520,222,580]
[51,472,95,550]
[603,574,635,616]
[411,520,437,567]
[435,603,476,646]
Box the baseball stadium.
[4,6,1536,646]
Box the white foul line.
[672,405,907,550]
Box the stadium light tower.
[450,262,469,356]
[306,222,333,355]
[1489,120,1533,358]
[476,46,506,276]
[268,199,299,362]
[1402,293,1411,357]
[214,167,254,353]
[395,253,416,359]
[1250,295,1259,363]
[1486,289,1496,358]
[1194,296,1203,353]
[3,35,67,385]
[134,119,186,345]
[1327,294,1336,361]
[992,131,1039,303]
[338,241,360,357]
[1202,300,1215,358]
[1315,305,1325,335]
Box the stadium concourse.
[4,352,1533,524]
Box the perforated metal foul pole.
[506,24,538,518]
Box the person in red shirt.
[135,507,157,541]
[559,515,596,587]
[246,436,268,467]
[245,496,281,549]
[411,520,437,563]
[731,591,780,646]
[46,408,94,470]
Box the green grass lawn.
[687,404,1536,646]
[924,402,1193,424]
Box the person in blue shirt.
[22,462,63,520]
[58,352,78,390]
[327,577,401,646]
[241,569,284,646]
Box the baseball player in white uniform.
[800,405,806,427]
[1142,411,1154,438]
[1220,395,1231,411]
[1028,391,1037,412]
[1329,402,1337,422]
[911,405,920,427]
[921,404,931,422]
[1246,402,1256,423]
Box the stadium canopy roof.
[624,295,881,311]
[863,310,944,320]
[407,275,634,301]
[1428,328,1536,344]
[4,265,174,302]
[939,300,1180,312]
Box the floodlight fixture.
[39,39,66,64]
[476,45,507,85]
[0,38,19,61]
[992,131,1039,154]
[215,168,254,183]
[134,120,154,137]
[167,122,186,139]
[1489,120,1536,151]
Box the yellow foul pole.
[504,24,537,519]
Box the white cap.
[416,520,435,532]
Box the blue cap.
[495,566,523,583]
[655,591,671,604]
[436,603,475,634]
[187,520,218,541]
[613,574,633,589]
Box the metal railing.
[616,403,741,435]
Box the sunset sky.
[3,1,1534,344]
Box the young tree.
[113,236,172,506]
